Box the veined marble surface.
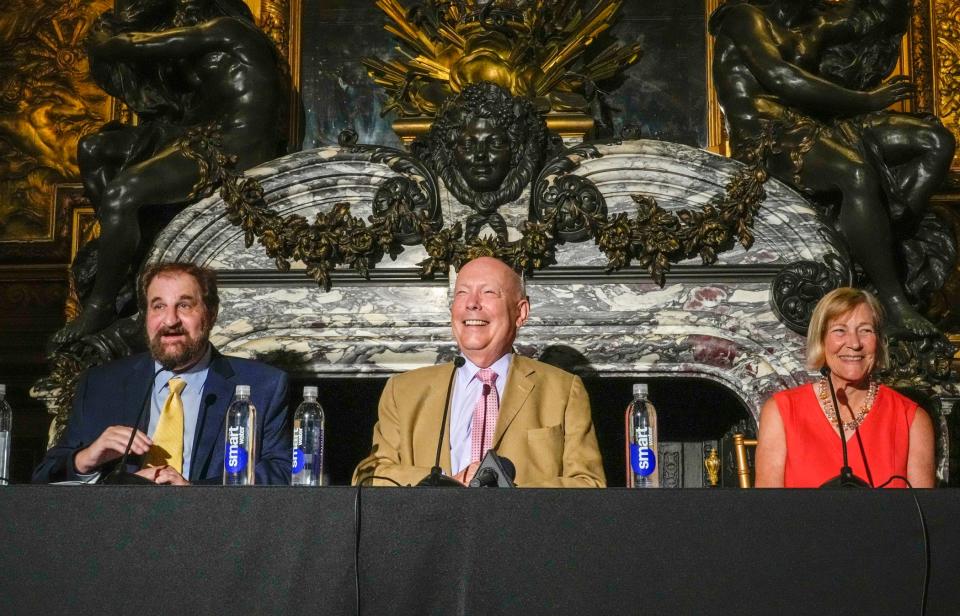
[151,139,841,271]
[149,140,844,421]
[205,277,809,420]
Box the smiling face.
[145,272,214,371]
[453,117,512,192]
[822,302,878,387]
[451,257,529,368]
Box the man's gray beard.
[149,331,210,371]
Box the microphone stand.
[818,367,869,489]
[417,357,466,487]
[101,367,163,485]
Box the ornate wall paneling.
[923,0,960,359]
[0,1,112,260]
[0,2,114,479]
[920,0,960,174]
[0,0,292,258]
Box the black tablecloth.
[3,487,958,615]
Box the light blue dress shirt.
[147,345,213,478]
[449,353,512,475]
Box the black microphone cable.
[353,473,406,616]
[837,384,927,613]
[837,387,876,487]
[819,369,927,612]
[872,474,929,616]
[105,366,164,483]
[851,427,875,487]
[354,480,362,616]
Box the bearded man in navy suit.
[33,262,290,485]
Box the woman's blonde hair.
[806,287,888,371]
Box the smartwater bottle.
[0,385,10,486]
[291,386,325,486]
[223,384,257,485]
[626,383,659,488]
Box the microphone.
[417,357,466,487]
[468,450,516,487]
[818,366,869,489]
[101,367,163,485]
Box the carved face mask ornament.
[453,117,512,193]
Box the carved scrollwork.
[372,176,438,245]
[536,174,607,243]
[770,260,847,334]
[883,335,957,384]
[530,128,777,285]
[38,314,145,442]
[534,144,604,192]
[210,135,442,289]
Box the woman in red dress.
[755,288,935,488]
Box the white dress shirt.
[448,353,512,474]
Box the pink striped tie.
[470,369,499,463]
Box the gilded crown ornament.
[365,0,642,120]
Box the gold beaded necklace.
[817,378,878,432]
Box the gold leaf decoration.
[364,0,642,118]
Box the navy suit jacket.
[32,349,291,485]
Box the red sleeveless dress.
[773,383,917,488]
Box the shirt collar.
[460,352,512,383]
[153,344,213,392]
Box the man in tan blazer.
[353,257,605,487]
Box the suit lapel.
[440,364,455,473]
[120,354,156,428]
[191,352,235,481]
[118,354,156,471]
[493,356,535,447]
[416,363,456,474]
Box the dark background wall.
[0,267,67,481]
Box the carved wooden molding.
[931,0,960,173]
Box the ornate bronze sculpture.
[710,0,956,343]
[414,82,555,240]
[364,0,642,120]
[51,0,288,348]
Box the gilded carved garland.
[187,125,776,290]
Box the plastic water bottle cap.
[633,383,647,398]
[303,386,318,398]
[234,384,251,397]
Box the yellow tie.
[144,377,186,473]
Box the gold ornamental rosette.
[363,0,642,141]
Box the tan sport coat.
[353,355,606,487]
